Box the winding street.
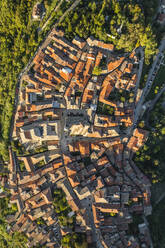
[54,0,82,28]
[147,83,165,113]
[133,46,144,102]
[40,0,65,32]
[81,197,104,248]
[129,37,165,135]
[145,83,165,128]
[10,0,83,141]
[143,216,154,248]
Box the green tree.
[92,66,102,75]
[0,224,27,248]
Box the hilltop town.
[6,28,154,248]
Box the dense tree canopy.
[62,233,88,248]
[0,195,27,247]
[0,0,42,161]
[0,225,27,248]
[59,0,158,63]
[134,93,165,183]
[148,197,165,248]
[53,188,75,227]
[53,189,88,247]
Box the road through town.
[133,47,144,102]
[130,37,165,135]
[40,0,65,32]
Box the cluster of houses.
[8,29,153,247]
[32,2,45,20]
[157,0,165,24]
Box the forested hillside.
[0,196,28,247]
[135,93,165,184]
[0,0,74,161]
[59,0,158,63]
[0,0,42,160]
